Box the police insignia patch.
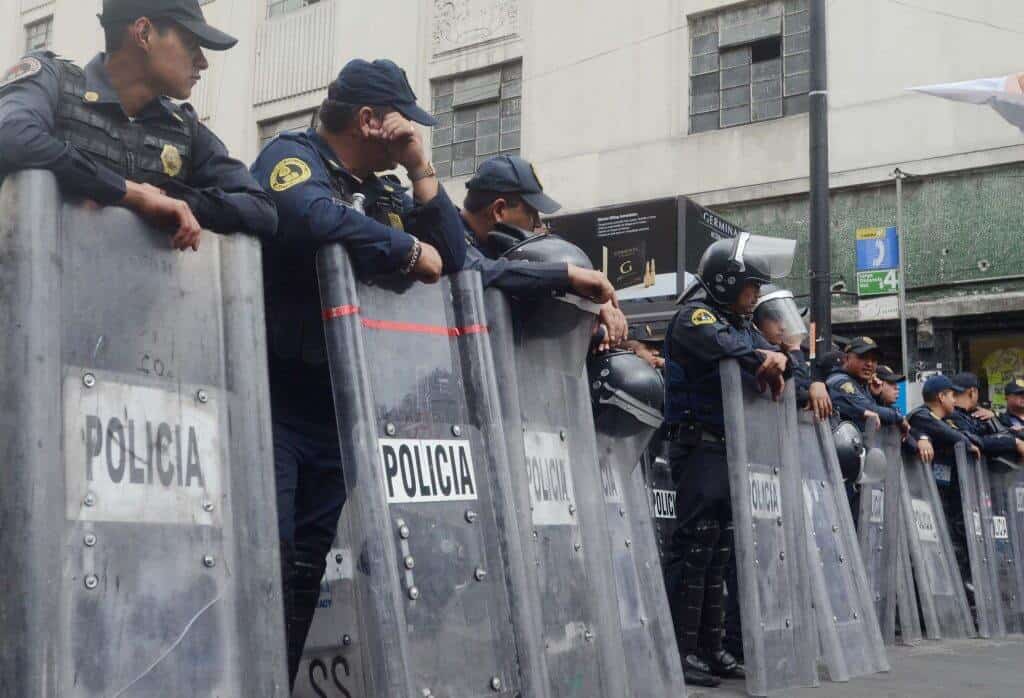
[270,158,312,192]
[691,308,717,326]
[841,382,856,395]
[83,91,99,103]
[387,212,404,230]
[0,57,42,90]
[161,144,183,178]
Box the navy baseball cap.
[922,374,961,401]
[466,155,561,215]
[329,59,436,127]
[876,365,905,384]
[845,336,882,357]
[1005,378,1024,396]
[951,372,979,393]
[99,0,237,51]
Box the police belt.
[665,422,725,445]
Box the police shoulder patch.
[0,56,42,89]
[841,381,857,395]
[270,157,312,192]
[690,308,718,326]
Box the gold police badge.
[270,158,312,192]
[691,308,717,326]
[161,144,183,178]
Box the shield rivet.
[853,612,859,620]
[83,373,96,388]
[203,500,215,513]
[600,369,610,377]
[568,504,576,516]
[84,575,99,590]
[785,618,792,628]
[408,586,420,601]
[592,381,602,389]
[833,615,839,623]
[584,629,595,642]
[490,677,503,691]
[405,556,416,570]
[532,530,539,539]
[820,480,826,488]
[619,507,626,518]
[839,555,845,564]
[342,634,352,646]
[776,517,783,527]
[452,425,463,437]
[84,493,96,507]
[474,567,487,581]
[398,521,410,539]
[84,534,97,547]
[197,389,209,404]
[832,525,839,533]
[560,430,567,441]
[773,467,780,475]
[203,555,216,568]
[640,617,647,626]
[779,551,786,561]
[335,553,344,564]
[465,510,478,523]
[624,538,632,548]
[386,423,397,436]
[574,543,582,551]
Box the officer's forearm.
[409,168,439,203]
[168,182,278,239]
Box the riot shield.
[857,423,903,644]
[953,444,1006,637]
[0,171,287,696]
[485,284,631,698]
[315,245,542,697]
[898,452,974,639]
[989,463,1024,633]
[796,411,889,681]
[896,521,924,643]
[590,353,688,698]
[644,435,680,569]
[720,360,818,696]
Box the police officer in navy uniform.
[661,235,791,686]
[250,58,466,689]
[1000,379,1024,432]
[826,337,908,433]
[459,154,625,340]
[0,0,277,248]
[950,372,1024,461]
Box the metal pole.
[894,169,911,380]
[809,0,832,357]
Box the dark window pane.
[722,85,750,109]
[432,128,452,146]
[784,94,810,115]
[691,72,719,96]
[690,111,720,133]
[721,65,751,89]
[432,145,452,163]
[454,141,475,159]
[477,118,499,136]
[477,134,500,155]
[454,123,476,142]
[690,91,720,115]
[751,36,782,63]
[501,114,521,133]
[453,158,476,176]
[500,131,521,150]
[752,99,782,121]
[691,32,718,56]
[721,105,751,127]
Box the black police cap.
[1005,378,1024,396]
[466,155,561,215]
[99,0,237,50]
[876,365,905,384]
[951,372,979,393]
[329,59,437,127]
[845,336,882,357]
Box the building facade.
[3,0,1023,402]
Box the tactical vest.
[54,60,194,187]
[263,139,408,365]
[662,307,729,430]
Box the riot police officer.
[950,373,1024,461]
[460,155,624,340]
[0,0,277,248]
[661,234,792,686]
[250,58,467,688]
[1000,378,1024,432]
[826,338,907,433]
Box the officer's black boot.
[287,548,327,689]
[699,521,745,680]
[666,518,723,687]
[700,648,746,680]
[681,653,722,687]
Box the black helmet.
[485,221,533,258]
[501,229,593,269]
[697,235,772,305]
[833,420,865,483]
[588,350,664,429]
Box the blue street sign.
[855,226,899,271]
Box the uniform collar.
[83,53,179,119]
[307,128,371,186]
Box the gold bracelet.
[409,162,437,182]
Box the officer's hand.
[122,181,201,251]
[568,265,616,304]
[863,410,882,430]
[918,438,934,465]
[1013,425,1024,433]
[598,302,628,348]
[756,350,788,376]
[969,444,982,459]
[807,381,833,421]
[899,418,910,436]
[973,407,996,421]
[373,112,427,172]
[411,241,443,283]
[1015,440,1024,459]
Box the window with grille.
[267,0,322,18]
[25,16,52,53]
[258,110,317,149]
[431,62,522,179]
[689,0,809,133]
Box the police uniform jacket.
[0,52,276,237]
[663,292,785,432]
[948,407,1019,457]
[999,411,1024,433]
[826,371,902,431]
[251,127,467,422]
[460,216,571,297]
[908,404,983,487]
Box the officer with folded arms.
[250,58,466,688]
[460,154,626,343]
[1000,378,1024,432]
[949,372,1024,462]
[0,0,277,249]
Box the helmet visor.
[735,233,796,279]
[753,289,807,347]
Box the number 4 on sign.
[882,269,899,291]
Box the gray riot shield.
[953,444,1006,637]
[0,171,287,696]
[484,238,630,698]
[896,522,924,643]
[315,245,541,697]
[988,462,1024,633]
[857,423,903,644]
[589,351,688,698]
[796,412,888,681]
[720,360,818,696]
[898,452,974,639]
[644,435,680,569]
